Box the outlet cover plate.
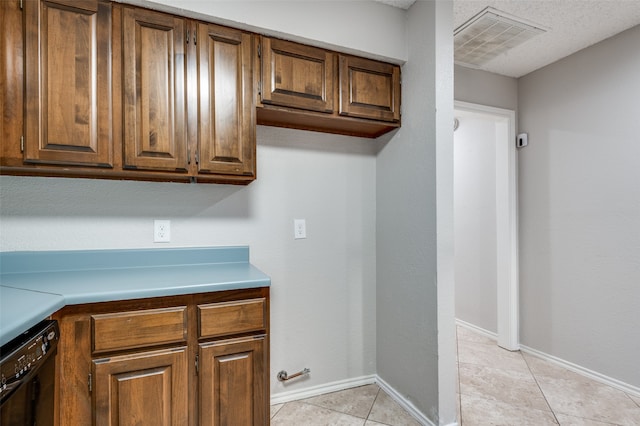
[154,220,171,243]
[294,219,306,239]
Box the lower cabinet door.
[199,336,267,426]
[93,347,188,426]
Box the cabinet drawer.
[92,306,187,353]
[198,298,266,339]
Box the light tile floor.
[270,326,640,425]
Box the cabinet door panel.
[199,336,266,426]
[24,0,113,167]
[93,347,188,426]
[339,55,400,122]
[123,8,187,172]
[261,37,334,113]
[196,24,254,176]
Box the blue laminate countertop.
[0,246,270,346]
[0,286,65,347]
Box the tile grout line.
[365,387,381,424]
[623,392,640,409]
[290,399,369,423]
[456,328,464,426]
[522,352,561,425]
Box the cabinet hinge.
[195,354,199,375]
[193,31,196,45]
[186,29,189,44]
[257,44,261,58]
[19,0,23,10]
[195,151,199,165]
[257,80,261,96]
[88,373,92,393]
[20,135,24,153]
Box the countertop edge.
[0,247,271,347]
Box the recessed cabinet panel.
[24,0,113,167]
[93,347,188,426]
[196,24,255,177]
[199,336,266,426]
[261,37,334,113]
[123,7,187,172]
[339,55,400,123]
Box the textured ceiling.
[375,0,640,78]
[374,0,416,9]
[454,1,640,77]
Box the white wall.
[454,111,498,333]
[0,127,378,396]
[377,1,456,423]
[455,64,518,112]
[123,0,408,63]
[518,25,640,387]
[0,0,458,419]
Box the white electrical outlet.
[154,220,171,243]
[294,219,306,239]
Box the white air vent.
[455,7,548,68]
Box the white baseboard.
[270,374,376,405]
[271,374,446,425]
[456,318,639,397]
[519,344,640,398]
[455,318,498,341]
[375,375,437,426]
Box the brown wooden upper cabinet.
[194,23,255,178]
[257,36,401,138]
[122,7,255,181]
[122,7,188,173]
[23,0,114,168]
[1,0,255,184]
[260,37,334,113]
[338,55,401,123]
[2,0,400,184]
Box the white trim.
[270,374,376,405]
[374,376,437,426]
[271,374,462,426]
[376,376,460,426]
[454,100,519,351]
[456,319,640,398]
[455,318,497,341]
[520,345,640,398]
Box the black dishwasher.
[0,320,59,426]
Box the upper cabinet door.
[122,7,187,172]
[196,23,255,177]
[260,37,334,113]
[24,0,113,167]
[339,55,400,123]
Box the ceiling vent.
[455,7,548,68]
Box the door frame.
[454,100,519,350]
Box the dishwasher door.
[0,320,59,426]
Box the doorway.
[454,101,518,351]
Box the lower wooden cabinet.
[93,347,189,426]
[199,336,267,426]
[53,288,269,426]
